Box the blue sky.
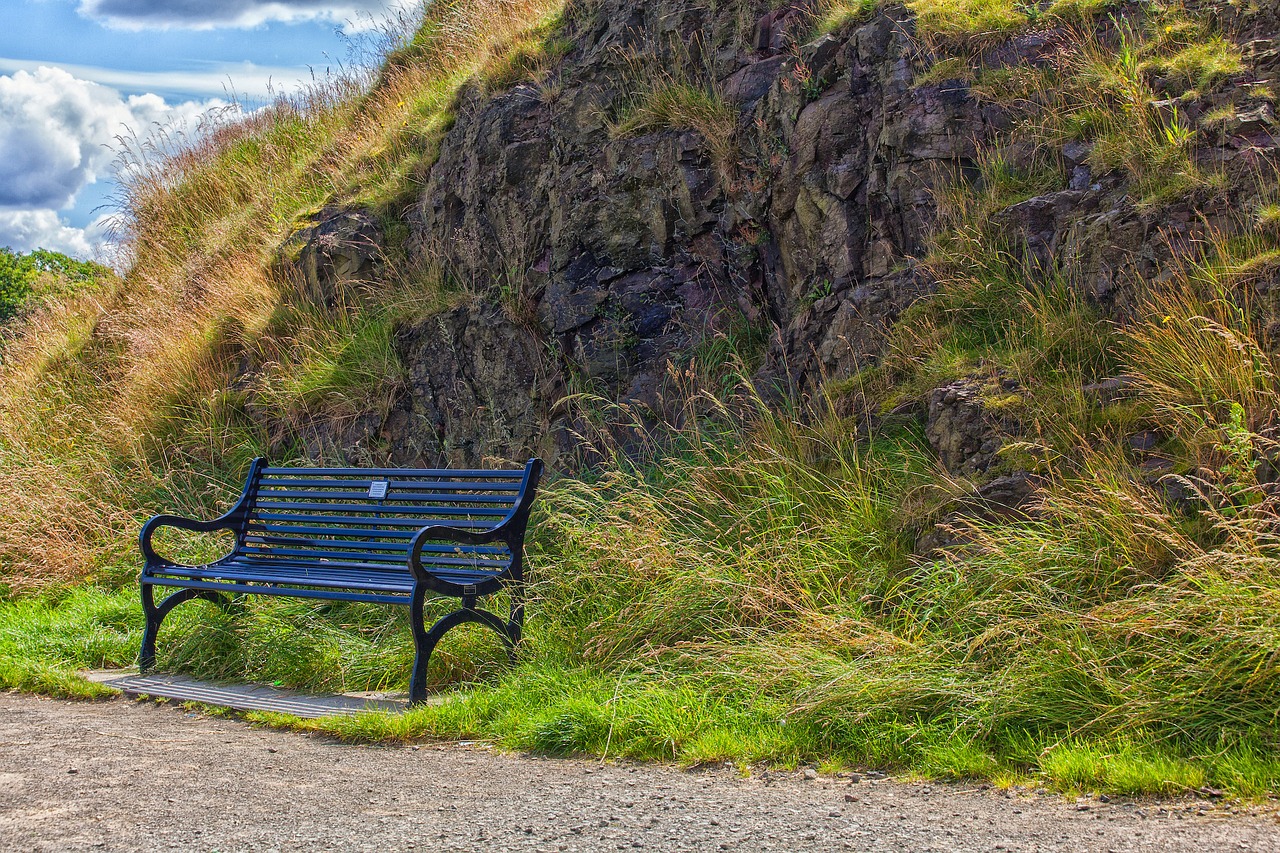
[0,0,409,258]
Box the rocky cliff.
[286,0,1280,479]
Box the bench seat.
[139,458,543,703]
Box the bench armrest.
[407,520,521,594]
[140,457,265,570]
[408,459,541,597]
[139,513,241,568]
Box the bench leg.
[408,587,518,705]
[139,584,231,672]
[507,589,525,653]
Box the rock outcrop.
[276,0,1280,477]
[373,0,995,466]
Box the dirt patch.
[1,693,1277,851]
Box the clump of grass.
[961,8,1237,205]
[254,308,406,426]
[1144,25,1242,94]
[814,0,880,36]
[879,226,1115,412]
[1123,283,1277,451]
[1041,739,1208,795]
[1258,204,1280,234]
[479,12,573,93]
[608,70,738,171]
[1062,28,1214,202]
[906,0,1029,51]
[1045,0,1121,24]
[914,55,976,86]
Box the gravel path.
[0,693,1276,852]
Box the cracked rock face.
[381,0,993,465]
[386,302,563,468]
[925,379,1019,478]
[277,0,1280,469]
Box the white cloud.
[0,67,130,209]
[0,209,114,258]
[79,0,416,31]
[0,56,315,101]
[0,65,236,258]
[0,66,227,209]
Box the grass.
[479,12,573,93]
[0,587,138,699]
[1,0,1280,804]
[5,362,1280,798]
[814,0,880,36]
[907,0,1028,50]
[607,62,738,173]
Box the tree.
[0,248,112,322]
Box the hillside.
[2,0,1280,796]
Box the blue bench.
[139,458,543,703]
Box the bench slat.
[256,491,520,506]
[230,557,509,583]
[153,558,506,587]
[249,512,498,529]
[235,553,509,571]
[145,576,414,606]
[242,536,511,559]
[243,536,413,553]
[257,490,519,505]
[260,467,526,479]
[250,501,512,518]
[243,522,508,549]
[258,477,524,490]
[152,564,415,592]
[237,545,509,568]
[151,565,504,590]
[259,479,524,493]
[252,491,515,511]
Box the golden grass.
[0,0,567,592]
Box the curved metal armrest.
[139,513,240,568]
[412,522,507,548]
[408,521,515,590]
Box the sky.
[0,0,414,259]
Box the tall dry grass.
[0,0,568,592]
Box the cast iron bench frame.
[138,457,543,704]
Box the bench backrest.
[229,459,540,575]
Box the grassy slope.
[2,0,1279,798]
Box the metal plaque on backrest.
[368,480,389,500]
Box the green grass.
[255,309,406,425]
[907,0,1029,49]
[479,11,572,93]
[0,588,139,698]
[608,74,738,170]
[1045,0,1121,23]
[814,0,880,36]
